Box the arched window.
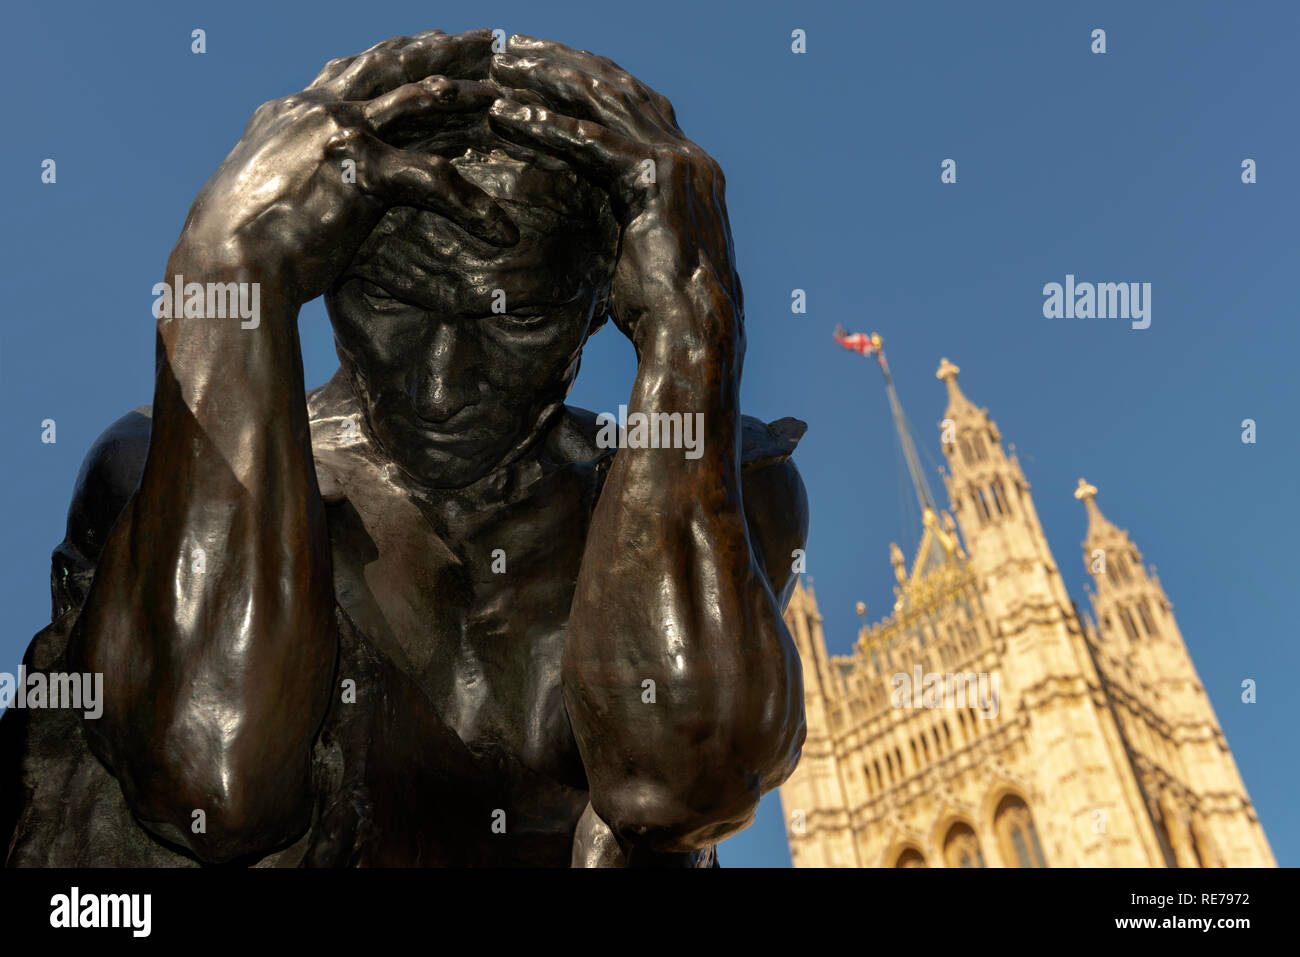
[1137,600,1157,637]
[1120,608,1140,642]
[896,847,928,868]
[942,822,986,868]
[954,711,965,744]
[993,478,1011,516]
[958,438,973,467]
[993,794,1047,867]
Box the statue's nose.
[410,322,476,424]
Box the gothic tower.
[931,358,1163,865]
[1076,480,1275,867]
[778,352,1273,867]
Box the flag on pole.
[833,325,888,372]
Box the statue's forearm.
[71,240,336,863]
[563,273,805,853]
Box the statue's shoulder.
[57,370,357,592]
[737,416,810,610]
[556,405,808,471]
[65,406,153,542]
[52,406,153,615]
[59,373,355,574]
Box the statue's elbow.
[594,712,807,854]
[119,748,312,864]
[594,778,760,853]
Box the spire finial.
[936,357,971,412]
[1075,477,1112,535]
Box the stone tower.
[1076,479,1274,867]
[777,358,1273,867]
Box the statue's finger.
[363,77,496,136]
[394,29,496,85]
[487,98,636,190]
[305,34,411,93]
[503,34,678,129]
[350,133,520,247]
[310,29,494,100]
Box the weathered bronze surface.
[1,29,808,867]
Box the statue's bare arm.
[68,30,515,863]
[488,37,807,853]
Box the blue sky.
[2,0,1296,867]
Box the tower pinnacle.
[1075,478,1099,519]
[936,357,975,416]
[1075,478,1119,540]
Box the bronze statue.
[1,29,809,867]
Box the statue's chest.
[319,460,598,785]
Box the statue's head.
[325,125,618,489]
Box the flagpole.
[871,336,940,519]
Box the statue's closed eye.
[484,309,555,334]
[355,279,421,315]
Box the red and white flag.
[833,326,888,372]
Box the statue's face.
[326,148,615,489]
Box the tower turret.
[1075,480,1276,866]
[1076,478,1172,664]
[936,359,1071,617]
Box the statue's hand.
[177,28,518,307]
[488,36,740,351]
